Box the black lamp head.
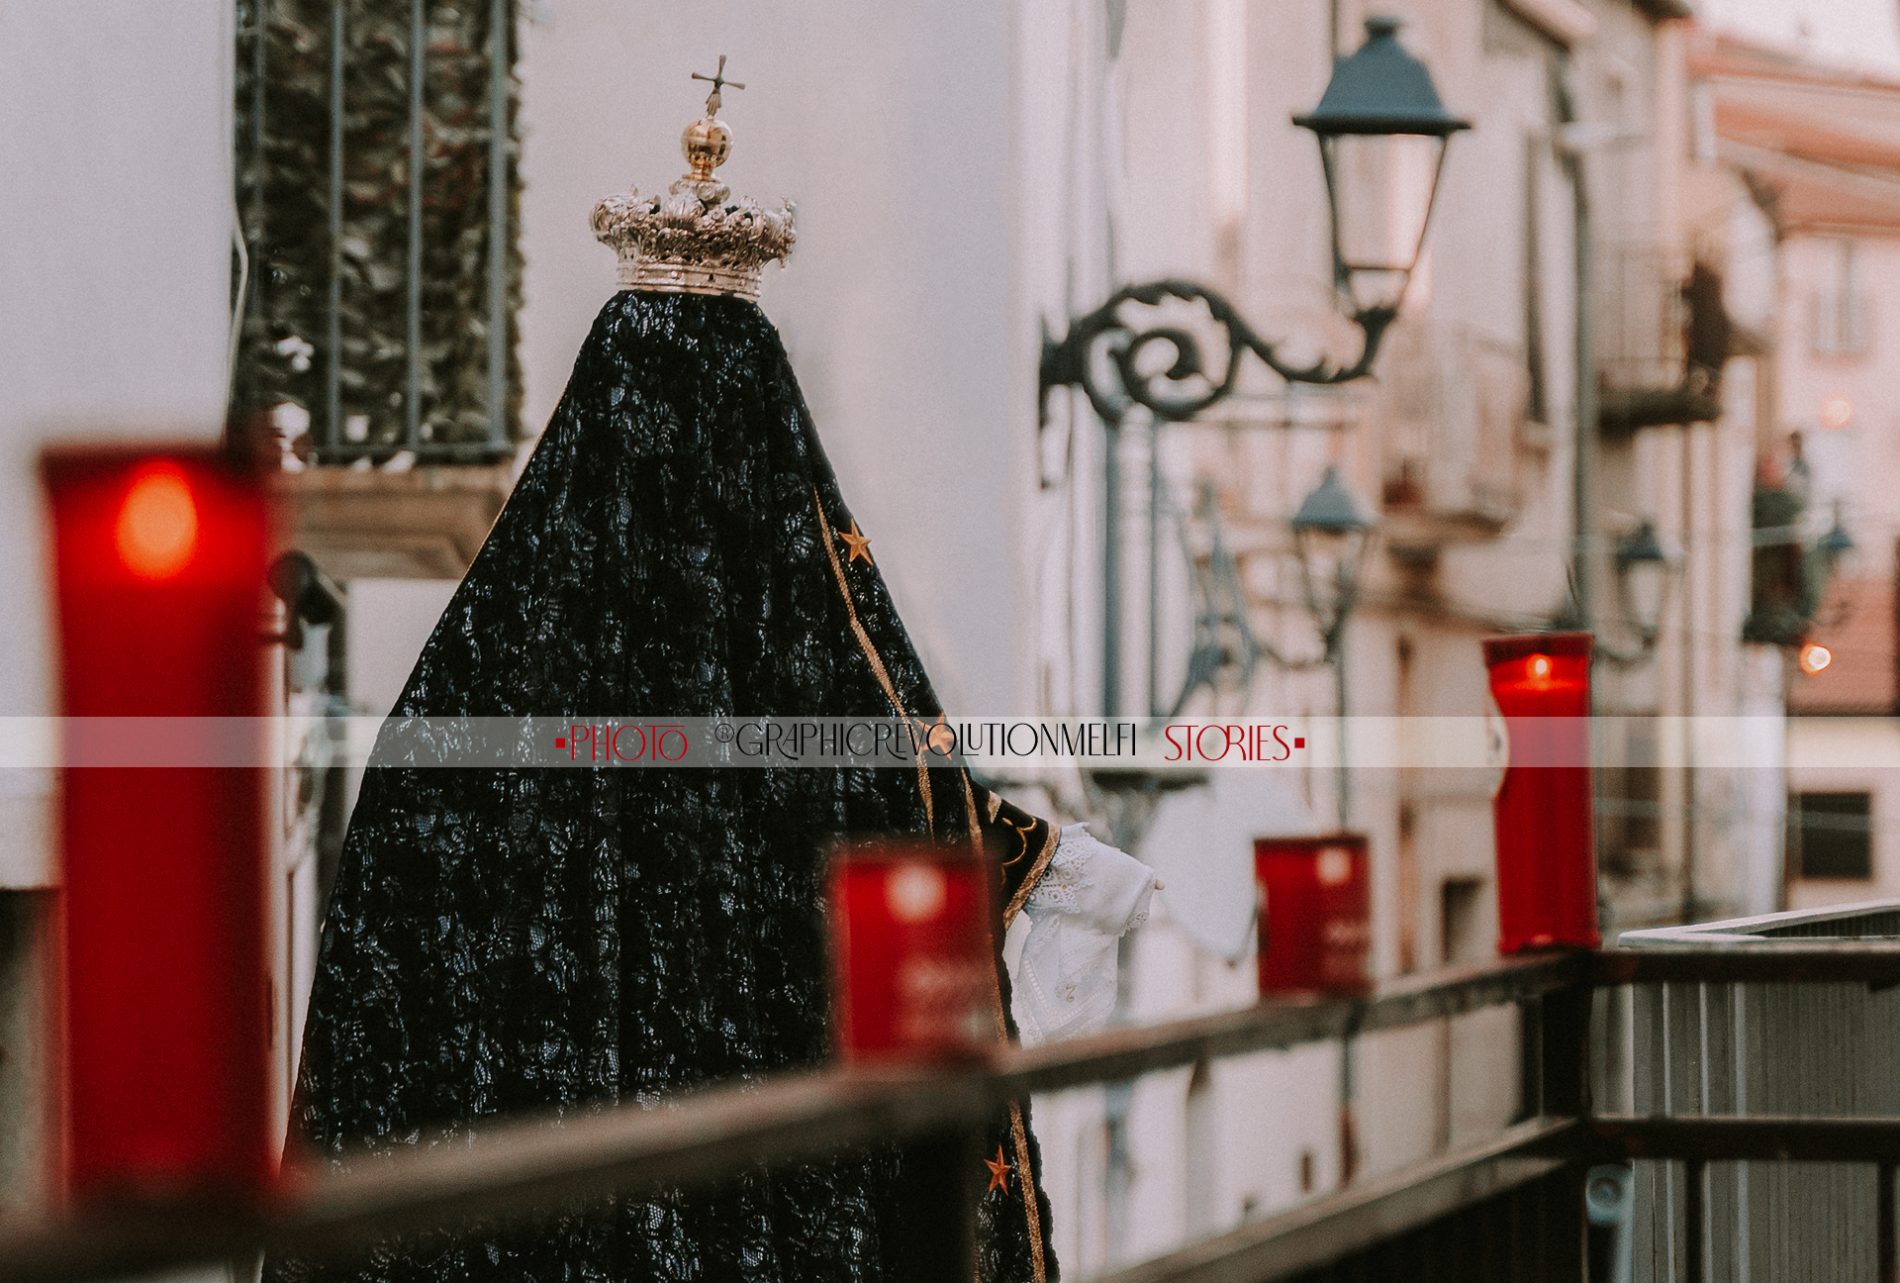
[1293,16,1472,140]
[1292,467,1377,536]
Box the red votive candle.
[827,838,997,1065]
[43,447,275,1206]
[1482,632,1600,952]
[1254,833,1373,996]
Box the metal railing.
[1620,906,1900,1282]
[10,947,1900,1283]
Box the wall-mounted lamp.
[1039,17,1469,428]
[1611,519,1676,653]
[1038,17,1466,717]
[1294,15,1470,317]
[1291,466,1378,662]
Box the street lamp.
[1038,15,1469,425]
[1805,502,1859,633]
[1291,466,1377,659]
[1290,466,1376,825]
[1038,16,1466,717]
[1613,519,1675,646]
[1819,503,1857,580]
[1294,15,1471,316]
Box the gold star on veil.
[838,520,873,566]
[984,1145,1013,1194]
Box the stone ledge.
[270,464,519,581]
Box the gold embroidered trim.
[812,491,1047,1281]
[1007,1100,1047,1282]
[982,947,1048,1281]
[997,816,1036,869]
[812,491,933,829]
[958,771,984,852]
[970,805,1051,1276]
[1002,823,1060,931]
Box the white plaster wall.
[1772,231,1900,913]
[515,0,1032,716]
[0,0,235,886]
[0,0,234,1224]
[345,580,463,718]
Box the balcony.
[1741,476,1820,647]
[232,0,524,584]
[269,463,515,580]
[1372,320,1537,552]
[1596,245,1728,434]
[12,908,1900,1283]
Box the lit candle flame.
[114,465,199,578]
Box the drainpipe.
[1555,55,1597,633]
[1681,428,1699,922]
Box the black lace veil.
[263,290,1060,1283]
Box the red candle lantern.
[1482,632,1600,953]
[827,839,997,1065]
[43,447,275,1205]
[1254,833,1372,996]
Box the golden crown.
[591,57,795,302]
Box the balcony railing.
[1596,244,1728,433]
[1622,904,1900,1281]
[9,945,1900,1283]
[1371,319,1533,547]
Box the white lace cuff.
[1012,824,1160,1046]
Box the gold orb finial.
[683,55,743,181]
[594,54,794,301]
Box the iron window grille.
[233,0,522,464]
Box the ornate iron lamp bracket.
[1038,279,1398,427]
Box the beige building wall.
[1700,35,1900,915]
[1775,233,1900,581]
[0,0,1796,1263]
[1776,230,1900,908]
[1787,718,1900,908]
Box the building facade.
[1681,29,1900,909]
[0,0,1857,1272]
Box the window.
[233,0,522,462]
[1439,878,1487,964]
[1810,238,1871,359]
[1597,721,1662,878]
[1788,791,1874,881]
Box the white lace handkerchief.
[1013,823,1159,1046]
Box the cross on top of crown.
[692,55,745,117]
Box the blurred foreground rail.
[10,947,1900,1283]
